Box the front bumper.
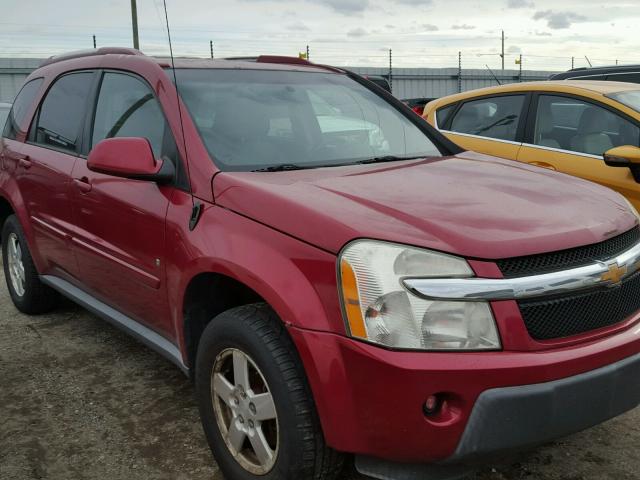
[353,350,640,480]
[450,350,640,460]
[289,323,640,464]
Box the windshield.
[607,90,640,113]
[174,69,441,171]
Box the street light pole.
[131,0,140,50]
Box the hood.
[212,151,637,259]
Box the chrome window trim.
[440,129,522,146]
[440,131,603,159]
[520,142,603,159]
[403,238,640,301]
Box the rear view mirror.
[604,145,640,183]
[88,137,174,184]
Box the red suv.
[2,48,640,480]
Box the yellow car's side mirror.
[604,145,640,165]
[604,145,640,183]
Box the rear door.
[15,72,96,279]
[70,70,183,337]
[439,94,528,160]
[517,93,640,208]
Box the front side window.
[449,95,524,141]
[3,78,43,140]
[533,95,640,156]
[91,73,172,159]
[174,69,441,171]
[33,72,93,153]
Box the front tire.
[2,215,58,314]
[195,303,344,480]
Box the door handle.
[5,151,30,168]
[529,161,556,171]
[73,177,92,193]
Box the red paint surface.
[88,137,160,177]
[214,152,636,259]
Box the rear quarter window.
[3,78,43,140]
[435,104,456,128]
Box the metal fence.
[0,57,557,103]
[0,58,41,103]
[348,66,556,99]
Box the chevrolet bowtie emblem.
[601,262,627,285]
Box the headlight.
[339,240,501,351]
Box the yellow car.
[423,81,640,209]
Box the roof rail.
[40,47,144,67]
[256,55,344,73]
[255,55,344,73]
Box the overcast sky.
[0,0,638,71]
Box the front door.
[440,94,527,160]
[517,94,640,209]
[70,71,182,337]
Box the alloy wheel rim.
[7,233,25,297]
[211,348,279,475]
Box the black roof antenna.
[162,0,202,230]
[485,65,502,86]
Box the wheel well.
[0,197,15,239]
[183,273,264,372]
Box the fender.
[164,193,347,363]
[163,195,351,447]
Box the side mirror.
[88,137,174,184]
[604,145,640,183]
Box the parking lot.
[0,269,639,480]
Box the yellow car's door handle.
[529,161,556,171]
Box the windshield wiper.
[252,163,311,172]
[357,155,425,164]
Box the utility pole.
[93,35,96,49]
[458,51,462,93]
[519,54,522,82]
[306,45,310,61]
[501,30,505,71]
[130,0,140,50]
[571,56,574,69]
[388,49,393,93]
[210,40,214,59]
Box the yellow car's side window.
[533,95,640,157]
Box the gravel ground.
[1,271,640,480]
